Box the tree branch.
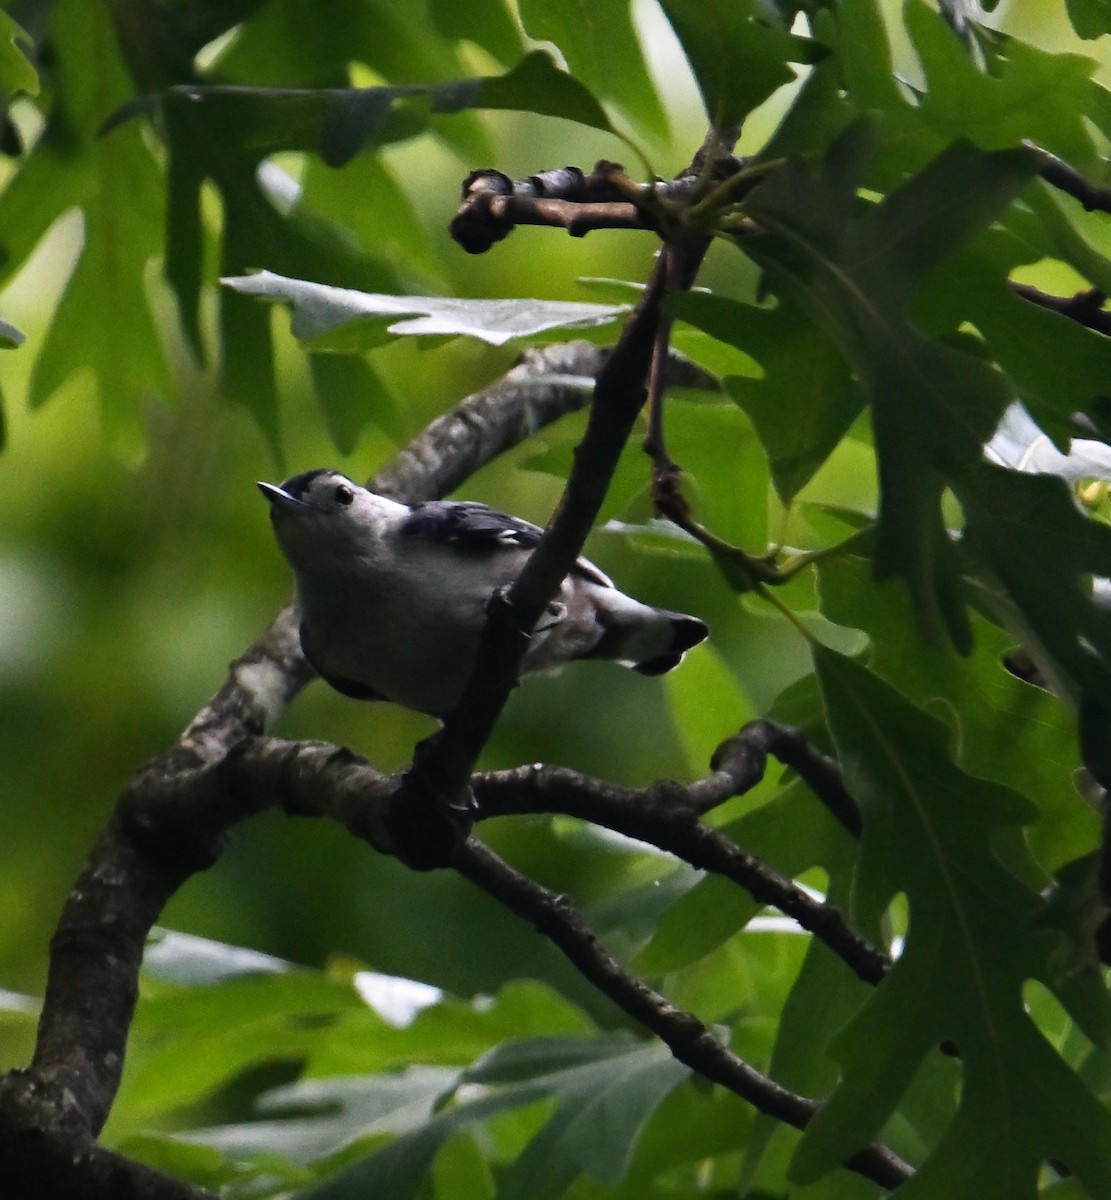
[0,1114,214,1200]
[396,241,712,868]
[3,718,897,1195]
[1011,282,1111,338]
[450,159,753,254]
[474,722,887,987]
[1027,141,1111,214]
[453,838,913,1191]
[2,341,694,1197]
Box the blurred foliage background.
[0,0,769,1008]
[4,0,1111,1195]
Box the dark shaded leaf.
[955,461,1111,717]
[796,648,1111,1194]
[186,1068,458,1165]
[1066,0,1111,38]
[430,0,523,64]
[740,124,1040,645]
[909,0,1102,172]
[299,1036,686,1200]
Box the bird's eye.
[335,484,354,506]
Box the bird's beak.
[257,481,305,510]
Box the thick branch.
[4,722,895,1193]
[454,839,913,1192]
[1,341,665,1199]
[0,1114,213,1200]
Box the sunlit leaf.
[656,0,816,132]
[223,271,627,347]
[517,0,668,139]
[0,11,37,97]
[667,291,865,504]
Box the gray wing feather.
[402,501,611,586]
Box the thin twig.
[454,839,913,1192]
[727,719,862,835]
[395,250,691,855]
[474,721,886,986]
[1011,281,1111,337]
[643,243,683,505]
[1027,140,1111,214]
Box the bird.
[259,469,709,717]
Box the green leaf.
[908,0,1102,171]
[159,52,619,169]
[299,1036,686,1200]
[0,10,38,97]
[300,153,437,279]
[927,229,1111,443]
[0,0,171,452]
[517,0,668,138]
[430,0,523,64]
[496,1041,688,1197]
[954,461,1111,719]
[740,877,881,1192]
[656,0,814,132]
[740,124,1040,645]
[795,648,1111,1196]
[303,980,595,1078]
[299,1084,548,1200]
[223,271,627,347]
[116,1132,291,1194]
[160,95,402,454]
[1024,180,1111,299]
[814,551,1091,869]
[1066,0,1111,38]
[636,781,856,974]
[153,47,616,451]
[116,971,366,1122]
[823,0,906,117]
[309,353,399,454]
[667,291,865,504]
[28,117,170,451]
[184,1067,459,1165]
[463,49,620,135]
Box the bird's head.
[258,470,403,566]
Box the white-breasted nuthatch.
[259,469,709,717]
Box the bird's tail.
[631,613,708,675]
[589,592,708,675]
